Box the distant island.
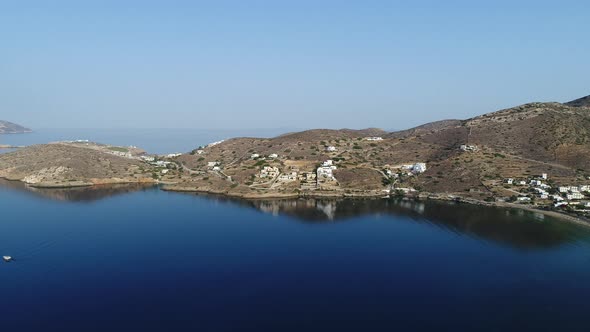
[0,120,32,134]
[1,95,590,223]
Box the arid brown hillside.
[387,119,462,139]
[172,97,590,199]
[0,143,155,187]
[464,102,590,170]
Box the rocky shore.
[160,183,589,226]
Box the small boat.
[3,256,12,262]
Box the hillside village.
[171,135,590,218]
[163,96,590,220]
[1,95,590,221]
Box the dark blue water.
[1,182,590,331]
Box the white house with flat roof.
[412,163,427,174]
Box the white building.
[251,153,260,159]
[541,173,548,180]
[366,137,383,141]
[412,163,427,174]
[534,188,548,195]
[260,166,279,178]
[460,144,478,152]
[322,160,334,167]
[395,188,416,194]
[161,169,169,174]
[567,192,585,200]
[326,146,337,152]
[517,197,531,202]
[207,161,220,168]
[560,186,580,193]
[506,178,514,185]
[551,195,564,202]
[298,172,317,181]
[268,153,278,159]
[166,153,182,158]
[207,140,224,147]
[317,166,335,180]
[278,172,298,181]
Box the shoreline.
[1,176,587,226]
[0,145,25,149]
[161,184,589,226]
[0,176,157,189]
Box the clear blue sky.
[1,0,589,130]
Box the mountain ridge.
[0,120,32,134]
[565,95,590,107]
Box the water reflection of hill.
[0,179,155,202]
[197,195,590,250]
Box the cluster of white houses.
[278,171,298,182]
[505,173,590,208]
[109,150,133,158]
[259,166,280,178]
[558,186,589,202]
[140,155,172,168]
[251,153,279,160]
[252,159,338,186]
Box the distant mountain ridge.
[565,95,590,107]
[0,120,31,134]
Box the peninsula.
[0,120,32,134]
[1,95,590,221]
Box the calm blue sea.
[1,182,590,331]
[0,128,296,154]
